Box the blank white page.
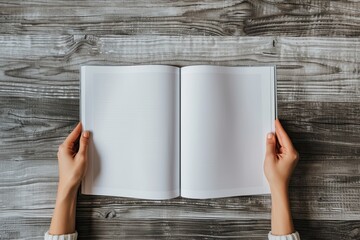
[181,66,275,199]
[81,65,180,200]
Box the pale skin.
[49,119,298,236]
[264,119,299,235]
[49,122,90,234]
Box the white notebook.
[80,65,276,200]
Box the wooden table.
[1,1,359,239]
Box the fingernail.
[83,131,90,138]
[267,133,273,139]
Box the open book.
[80,65,276,200]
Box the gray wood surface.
[0,1,360,240]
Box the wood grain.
[1,1,360,239]
[0,36,359,238]
[1,216,359,240]
[0,36,359,102]
[0,0,359,36]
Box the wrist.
[57,182,79,201]
[270,183,289,200]
[269,181,288,193]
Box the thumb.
[78,131,90,155]
[265,133,276,158]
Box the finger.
[265,133,276,159]
[275,119,294,150]
[274,119,284,147]
[64,122,82,147]
[78,131,90,155]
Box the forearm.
[49,185,78,235]
[270,185,294,235]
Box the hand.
[49,122,90,235]
[264,119,299,190]
[264,119,299,236]
[57,122,90,194]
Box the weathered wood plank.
[0,97,77,160]
[1,216,359,240]
[278,101,360,157]
[0,158,359,220]
[74,219,360,240]
[293,220,360,240]
[0,216,271,240]
[0,0,359,36]
[0,36,359,102]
